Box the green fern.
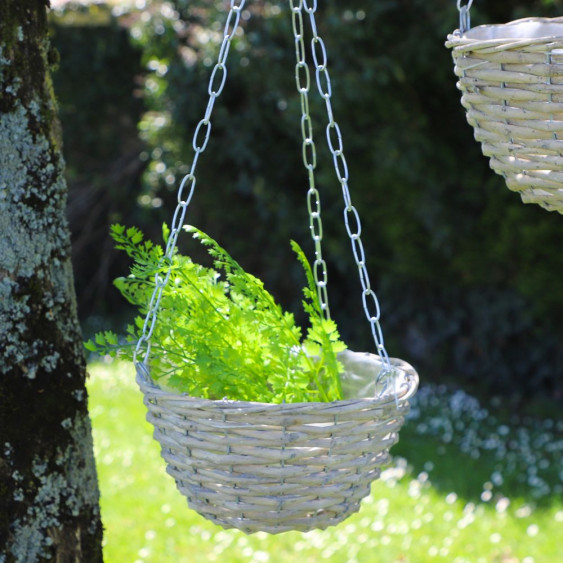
[86,224,347,403]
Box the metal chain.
[289,0,330,320]
[134,0,246,365]
[295,0,392,369]
[137,0,391,372]
[457,0,473,33]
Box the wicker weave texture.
[136,354,418,534]
[446,18,563,213]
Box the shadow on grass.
[392,384,563,509]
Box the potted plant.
[87,223,348,403]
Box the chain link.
[456,0,474,10]
[290,0,331,319]
[294,0,392,369]
[137,0,392,374]
[135,0,246,365]
[456,0,473,33]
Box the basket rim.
[135,352,419,411]
[447,16,563,50]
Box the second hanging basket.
[446,17,563,214]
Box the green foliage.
[56,1,563,400]
[49,5,146,321]
[125,0,563,400]
[86,224,346,403]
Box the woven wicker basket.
[446,17,563,213]
[136,351,418,534]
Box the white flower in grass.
[516,505,533,518]
[495,497,510,513]
[491,471,504,486]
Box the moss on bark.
[0,1,103,561]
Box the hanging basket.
[446,17,563,213]
[129,1,420,535]
[136,351,418,534]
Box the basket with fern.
[88,224,418,533]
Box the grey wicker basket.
[136,351,418,534]
[446,17,563,213]
[132,1,419,535]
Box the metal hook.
[456,0,473,34]
[456,0,474,9]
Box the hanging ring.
[456,0,474,9]
[456,0,473,33]
[303,0,317,14]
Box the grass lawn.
[87,361,562,562]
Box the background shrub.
[51,0,563,401]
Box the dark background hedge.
[50,0,563,402]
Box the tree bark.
[0,1,104,561]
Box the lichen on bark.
[0,1,103,561]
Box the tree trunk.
[0,1,104,561]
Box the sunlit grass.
[87,360,562,562]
